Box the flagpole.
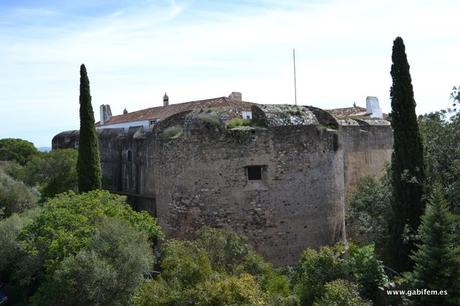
[293,49,297,105]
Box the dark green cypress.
[77,64,102,192]
[407,185,460,306]
[387,37,425,271]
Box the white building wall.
[97,120,150,131]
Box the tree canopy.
[0,190,162,305]
[0,138,38,165]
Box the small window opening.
[127,150,133,162]
[247,166,262,180]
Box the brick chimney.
[163,93,169,107]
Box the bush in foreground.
[0,190,162,305]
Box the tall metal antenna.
[293,48,297,105]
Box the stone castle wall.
[52,105,393,266]
[153,119,345,266]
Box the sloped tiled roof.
[98,97,255,126]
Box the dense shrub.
[191,273,269,306]
[22,149,78,199]
[294,243,388,304]
[0,209,41,302]
[31,218,154,306]
[313,279,371,306]
[135,227,297,306]
[0,170,38,218]
[346,173,391,250]
[0,190,162,304]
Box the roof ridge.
[99,96,254,126]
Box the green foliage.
[135,227,296,306]
[134,277,182,306]
[419,111,460,211]
[227,118,251,129]
[388,36,425,272]
[31,218,154,306]
[23,149,78,199]
[0,209,41,302]
[313,280,371,306]
[295,245,348,305]
[160,239,213,288]
[0,169,38,218]
[0,190,161,304]
[20,190,161,272]
[0,138,38,165]
[0,209,40,273]
[195,226,251,274]
[191,273,270,306]
[405,185,460,306]
[77,64,102,193]
[346,244,388,301]
[346,173,391,252]
[294,243,387,304]
[162,125,183,139]
[195,112,222,127]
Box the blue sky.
[1,0,459,147]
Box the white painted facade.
[96,120,150,131]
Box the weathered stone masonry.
[53,101,393,266]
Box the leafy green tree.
[295,245,348,305]
[313,280,371,306]
[406,185,460,306]
[134,227,296,306]
[346,174,391,249]
[31,218,154,306]
[2,190,162,304]
[23,149,78,199]
[346,244,388,301]
[77,64,102,192]
[191,273,270,306]
[419,111,460,212]
[0,170,38,218]
[134,277,181,306]
[387,36,425,271]
[195,227,295,303]
[195,226,252,274]
[19,190,161,273]
[160,239,213,289]
[0,138,38,165]
[294,243,387,305]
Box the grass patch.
[163,125,183,139]
[195,113,221,127]
[227,118,251,129]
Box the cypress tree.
[77,64,102,192]
[407,185,460,306]
[387,37,425,271]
